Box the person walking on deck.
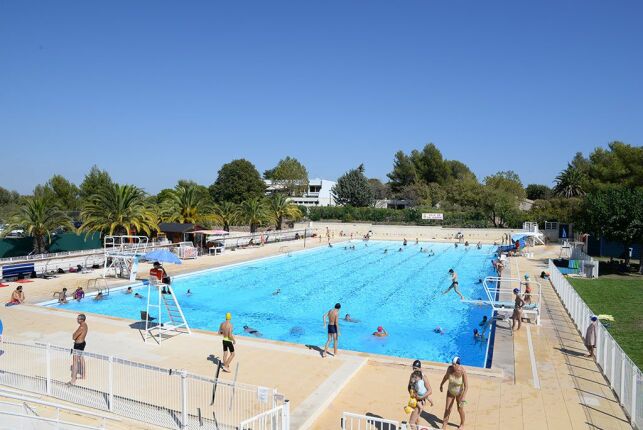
[585,316,598,358]
[218,313,236,372]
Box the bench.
[2,263,35,280]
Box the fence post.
[620,357,625,403]
[631,369,637,425]
[283,399,290,430]
[45,343,52,395]
[610,343,616,387]
[108,356,114,412]
[180,370,188,429]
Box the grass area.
[569,277,643,369]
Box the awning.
[192,229,229,235]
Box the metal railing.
[239,402,290,430]
[221,228,315,250]
[548,260,641,428]
[341,412,412,430]
[0,339,285,429]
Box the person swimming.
[134,292,143,299]
[373,326,388,337]
[243,325,262,337]
[473,328,483,339]
[434,326,444,335]
[186,289,192,295]
[398,248,403,252]
[475,278,483,284]
[383,249,388,254]
[344,314,359,323]
[125,287,133,294]
[94,292,104,301]
[272,288,281,296]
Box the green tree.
[79,166,113,201]
[525,184,552,200]
[80,183,158,236]
[209,159,266,204]
[212,201,239,232]
[527,197,581,225]
[238,198,268,233]
[553,164,587,197]
[586,142,643,191]
[5,197,73,254]
[579,186,643,268]
[267,194,302,230]
[161,183,212,224]
[367,179,390,200]
[481,171,525,227]
[445,160,476,181]
[411,144,449,185]
[34,175,80,211]
[387,151,418,192]
[264,156,309,196]
[332,164,374,207]
[0,186,21,223]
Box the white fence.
[0,340,286,429]
[341,412,411,430]
[548,260,642,428]
[239,402,290,430]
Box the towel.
[15,279,33,284]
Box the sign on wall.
[421,213,444,220]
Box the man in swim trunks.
[443,269,464,300]
[322,303,341,357]
[70,314,88,384]
[218,313,236,372]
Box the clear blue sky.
[1,1,641,195]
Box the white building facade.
[265,178,337,207]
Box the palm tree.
[212,201,238,232]
[161,184,212,224]
[6,196,73,254]
[267,194,302,230]
[80,183,158,236]
[553,164,586,198]
[238,198,268,233]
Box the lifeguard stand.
[144,278,191,344]
[103,235,149,280]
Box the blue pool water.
[49,241,496,366]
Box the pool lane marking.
[513,255,541,390]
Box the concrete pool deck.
[0,234,634,429]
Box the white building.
[265,178,337,207]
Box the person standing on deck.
[322,303,341,357]
[218,313,236,372]
[70,314,88,384]
[511,288,525,331]
[585,316,598,358]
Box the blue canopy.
[143,249,182,265]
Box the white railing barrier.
[548,260,642,428]
[240,401,290,430]
[341,412,414,430]
[0,339,285,429]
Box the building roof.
[158,223,196,233]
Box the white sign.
[422,213,443,220]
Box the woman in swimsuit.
[440,356,468,429]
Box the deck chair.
[140,311,156,322]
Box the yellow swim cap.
[226,312,232,320]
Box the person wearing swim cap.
[408,360,433,427]
[585,315,598,358]
[372,326,388,337]
[440,356,468,429]
[523,274,533,304]
[512,288,525,332]
[218,312,236,372]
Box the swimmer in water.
[383,249,388,254]
[344,314,359,323]
[125,287,132,294]
[475,278,483,284]
[434,327,444,335]
[373,326,388,337]
[94,292,104,301]
[243,325,262,337]
[399,248,403,252]
[134,293,143,299]
[186,289,192,295]
[272,288,281,296]
[473,328,483,340]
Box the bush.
[306,206,494,227]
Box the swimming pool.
[47,241,496,366]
